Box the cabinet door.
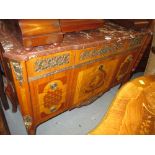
[73,57,119,106]
[112,50,140,86]
[29,70,71,123]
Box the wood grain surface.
[89,75,155,135]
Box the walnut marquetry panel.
[73,57,119,106]
[29,69,72,123]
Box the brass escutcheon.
[50,105,57,112]
[50,82,58,90]
[99,64,104,72]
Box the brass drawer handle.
[50,82,58,90]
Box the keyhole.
[50,83,58,90]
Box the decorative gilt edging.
[35,53,70,72]
[23,115,32,130]
[80,43,123,61]
[10,61,23,86]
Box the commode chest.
[0,22,152,134]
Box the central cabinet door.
[73,57,119,106]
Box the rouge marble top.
[0,20,151,61]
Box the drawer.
[26,50,75,78]
[75,42,127,65]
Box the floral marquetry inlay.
[38,80,67,116]
[44,89,62,109]
[35,53,70,72]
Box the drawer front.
[73,57,119,106]
[26,51,74,78]
[75,42,127,65]
[75,46,110,65]
[29,70,72,122]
